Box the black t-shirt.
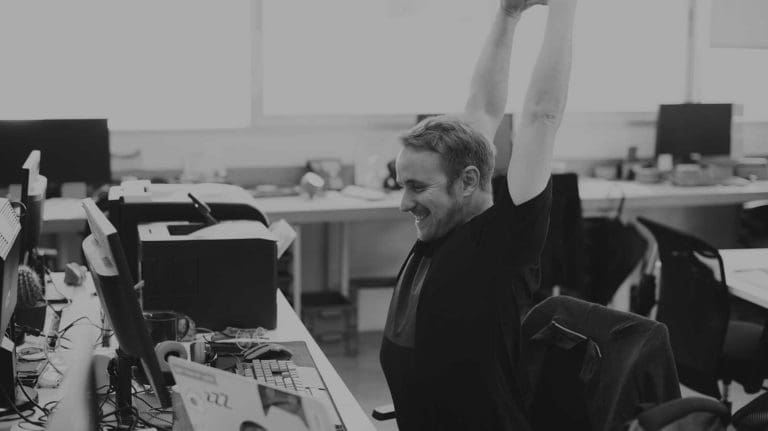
[380,179,553,431]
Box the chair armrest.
[372,404,396,421]
[637,397,730,431]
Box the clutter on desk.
[735,157,768,180]
[143,310,195,343]
[300,171,326,199]
[15,265,46,336]
[306,158,344,190]
[215,326,270,340]
[63,262,87,285]
[593,164,620,181]
[633,166,662,184]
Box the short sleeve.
[479,177,553,267]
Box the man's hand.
[501,0,546,17]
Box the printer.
[108,181,277,330]
[138,220,278,331]
[107,182,269,281]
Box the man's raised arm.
[508,0,577,204]
[463,1,533,147]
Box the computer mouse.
[242,343,293,361]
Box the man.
[380,0,578,429]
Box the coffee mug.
[143,310,194,343]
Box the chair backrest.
[584,217,648,305]
[521,296,680,431]
[495,173,588,302]
[738,199,768,248]
[541,173,587,298]
[636,217,730,399]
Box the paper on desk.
[270,219,296,259]
[190,220,277,241]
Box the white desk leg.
[340,222,350,299]
[293,225,303,316]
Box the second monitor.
[655,103,732,162]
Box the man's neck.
[462,190,494,223]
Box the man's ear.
[459,166,481,196]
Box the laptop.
[170,356,334,431]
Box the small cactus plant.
[17,264,44,308]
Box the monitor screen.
[81,198,172,408]
[20,151,47,258]
[655,104,732,161]
[415,113,514,175]
[0,119,110,189]
[0,198,22,338]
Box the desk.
[579,179,768,215]
[257,179,768,313]
[6,273,375,431]
[720,248,768,310]
[42,179,768,314]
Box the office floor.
[324,331,766,431]
[324,331,397,431]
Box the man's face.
[396,147,465,242]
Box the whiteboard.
[262,0,688,115]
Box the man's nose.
[400,192,415,213]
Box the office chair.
[732,391,768,430]
[636,217,768,403]
[630,397,731,431]
[521,296,681,431]
[493,173,588,304]
[738,199,768,248]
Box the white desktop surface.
[720,248,768,310]
[578,178,768,213]
[41,179,768,227]
[41,179,768,314]
[4,273,375,431]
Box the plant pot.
[15,303,47,334]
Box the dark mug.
[143,310,194,344]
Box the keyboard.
[237,359,345,431]
[237,359,305,393]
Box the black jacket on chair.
[522,296,681,431]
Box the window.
[0,1,251,130]
[262,0,688,115]
[699,0,768,120]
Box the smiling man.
[379,0,578,429]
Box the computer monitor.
[415,113,514,175]
[0,119,111,193]
[20,151,47,263]
[655,103,733,162]
[80,198,172,412]
[0,198,21,341]
[44,337,98,431]
[0,197,37,414]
